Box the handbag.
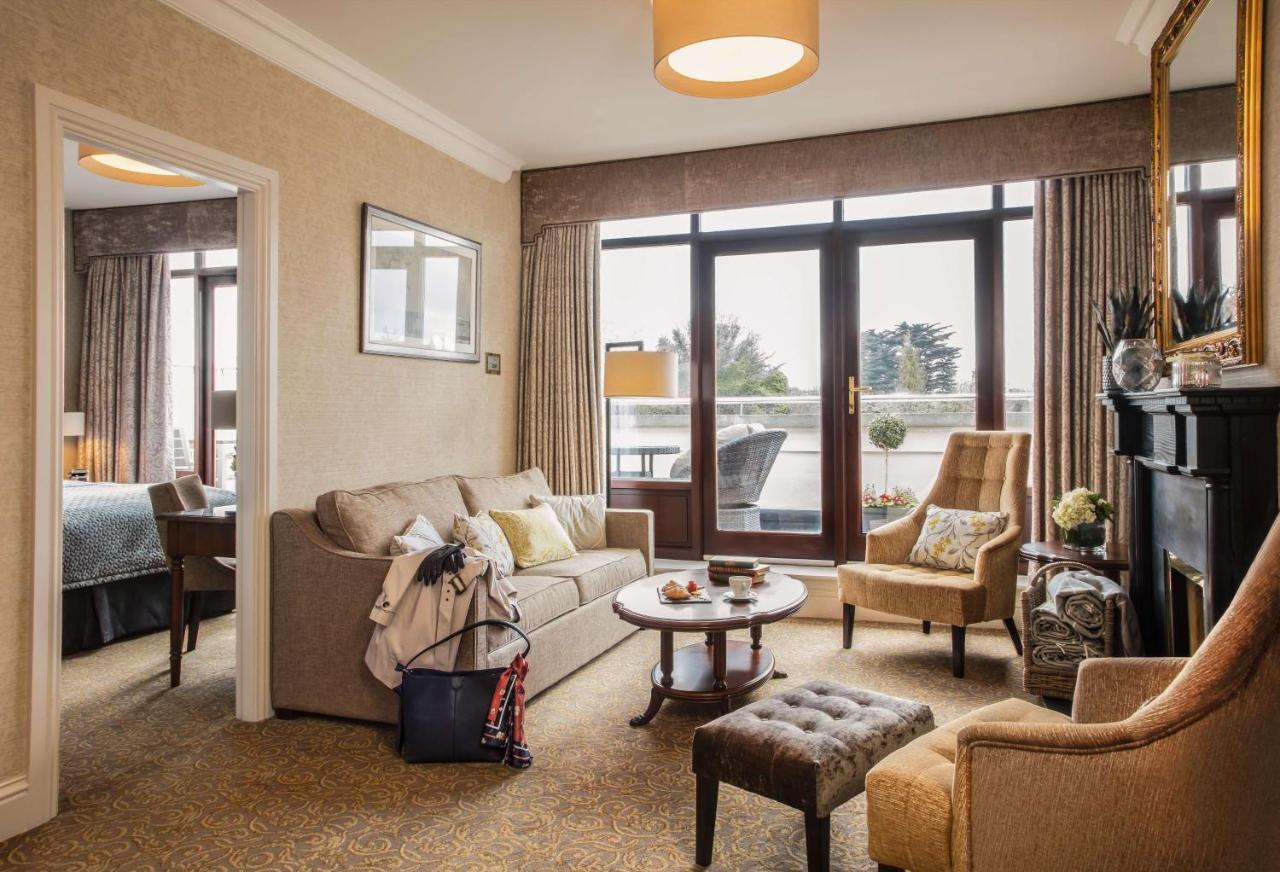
[394,619,531,764]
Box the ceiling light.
[653,0,819,98]
[77,144,204,188]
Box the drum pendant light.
[653,0,819,98]
[78,144,204,188]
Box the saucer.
[722,591,758,604]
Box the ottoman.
[692,679,934,872]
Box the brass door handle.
[848,377,870,414]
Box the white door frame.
[4,85,279,840]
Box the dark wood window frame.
[601,188,1033,562]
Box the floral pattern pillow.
[453,512,515,577]
[908,505,1009,572]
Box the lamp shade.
[211,390,237,430]
[653,0,819,98]
[63,412,85,437]
[604,351,679,398]
[78,144,204,188]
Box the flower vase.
[1112,338,1164,392]
[1061,521,1106,554]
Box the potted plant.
[1094,286,1161,392]
[868,414,908,488]
[1052,487,1114,554]
[862,485,919,531]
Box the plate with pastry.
[657,578,712,604]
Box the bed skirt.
[62,573,234,656]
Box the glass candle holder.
[1171,351,1222,389]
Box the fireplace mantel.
[1102,386,1280,655]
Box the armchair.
[838,431,1030,677]
[866,514,1280,872]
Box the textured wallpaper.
[0,0,520,781]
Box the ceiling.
[63,139,236,210]
[253,0,1157,169]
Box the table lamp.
[603,346,679,494]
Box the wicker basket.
[1020,560,1121,700]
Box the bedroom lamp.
[210,390,237,430]
[63,412,85,438]
[77,144,204,188]
[603,346,679,495]
[652,0,819,98]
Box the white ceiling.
[63,139,236,210]
[252,0,1157,169]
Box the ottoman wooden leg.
[695,774,718,867]
[841,603,855,649]
[803,812,830,872]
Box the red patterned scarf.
[481,653,530,769]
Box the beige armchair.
[838,431,1030,677]
[865,514,1280,872]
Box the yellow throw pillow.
[489,504,577,569]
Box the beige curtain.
[1033,169,1151,543]
[518,223,603,495]
[80,254,174,483]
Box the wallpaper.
[0,0,521,782]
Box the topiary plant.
[868,414,908,494]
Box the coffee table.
[612,568,808,727]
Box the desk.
[611,444,681,478]
[1019,540,1129,583]
[156,507,236,687]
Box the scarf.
[481,653,531,769]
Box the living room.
[1,1,1278,870]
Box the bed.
[62,480,236,654]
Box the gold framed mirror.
[1152,0,1262,366]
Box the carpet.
[0,615,1035,871]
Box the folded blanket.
[1030,605,1075,643]
[1031,639,1103,670]
[1046,570,1144,656]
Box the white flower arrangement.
[1051,487,1114,531]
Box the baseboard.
[0,775,45,842]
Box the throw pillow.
[907,505,1009,572]
[389,515,447,556]
[488,504,578,569]
[532,494,607,550]
[453,512,515,577]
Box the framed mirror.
[361,203,481,362]
[1152,0,1262,366]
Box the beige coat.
[365,547,518,689]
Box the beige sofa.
[270,468,653,723]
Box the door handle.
[848,377,870,414]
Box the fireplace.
[1104,387,1280,656]
[1165,552,1207,656]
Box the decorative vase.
[1112,338,1164,392]
[1061,521,1106,554]
[1100,355,1118,394]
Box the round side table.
[1019,540,1129,582]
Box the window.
[700,200,833,232]
[600,213,691,240]
[1003,219,1034,436]
[843,185,993,221]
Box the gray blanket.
[1031,638,1104,669]
[62,481,235,590]
[1046,570,1144,656]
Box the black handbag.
[394,619,531,764]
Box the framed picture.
[361,203,481,362]
[485,352,501,374]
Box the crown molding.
[155,0,523,182]
[1116,0,1181,55]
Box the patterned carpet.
[0,614,1035,871]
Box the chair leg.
[185,591,205,653]
[1003,617,1023,656]
[951,625,966,678]
[842,603,855,649]
[695,774,718,867]
[922,620,931,634]
[803,812,830,872]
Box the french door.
[698,235,837,560]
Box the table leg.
[712,632,727,692]
[169,555,185,688]
[750,625,762,650]
[705,632,714,647]
[630,630,674,727]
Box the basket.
[1020,561,1121,700]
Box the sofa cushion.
[316,476,466,555]
[517,548,647,604]
[490,504,578,569]
[457,468,552,514]
[838,562,986,626]
[533,493,608,550]
[487,575,579,649]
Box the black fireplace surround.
[1103,387,1280,656]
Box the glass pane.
[1172,204,1191,295]
[168,276,197,472]
[599,213,691,240]
[600,245,691,481]
[212,284,237,491]
[1199,159,1236,190]
[713,249,822,534]
[700,200,833,232]
[1002,181,1035,208]
[1002,220,1034,443]
[843,185,992,221]
[203,247,238,268]
[168,251,195,271]
[1218,216,1238,292]
[858,239,976,532]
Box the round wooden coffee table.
[612,569,808,727]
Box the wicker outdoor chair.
[1020,559,1121,700]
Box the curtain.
[517,223,603,495]
[80,254,174,483]
[1033,169,1151,542]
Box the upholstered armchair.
[838,431,1030,677]
[865,514,1280,872]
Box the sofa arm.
[606,507,654,573]
[1071,657,1189,724]
[972,525,1022,619]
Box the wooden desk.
[156,507,236,687]
[1019,540,1129,583]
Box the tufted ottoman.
[691,679,934,872]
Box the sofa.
[270,467,654,723]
